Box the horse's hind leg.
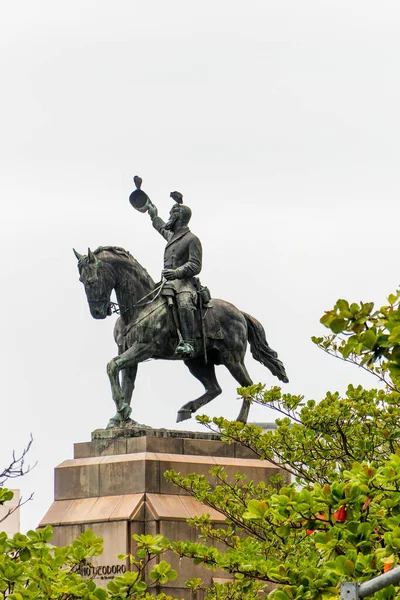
[224,359,253,423]
[176,358,222,423]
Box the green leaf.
[389,326,400,344]
[134,580,147,592]
[362,329,377,349]
[320,313,334,326]
[166,569,178,581]
[330,319,347,333]
[343,560,354,575]
[276,525,290,538]
[337,299,350,312]
[0,489,14,504]
[243,499,267,519]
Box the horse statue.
[74,246,288,429]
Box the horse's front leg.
[121,364,138,407]
[106,344,151,428]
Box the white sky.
[1,1,399,532]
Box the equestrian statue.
[74,177,288,429]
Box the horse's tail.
[242,312,289,383]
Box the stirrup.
[175,341,195,358]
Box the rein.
[108,280,165,316]
[122,300,165,336]
[133,280,165,308]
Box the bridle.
[95,280,166,316]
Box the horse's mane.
[93,246,155,289]
[93,246,136,263]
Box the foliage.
[162,289,400,599]
[3,288,400,599]
[0,430,180,598]
[312,289,400,391]
[0,527,179,600]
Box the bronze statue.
[74,178,288,429]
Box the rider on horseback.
[147,192,202,359]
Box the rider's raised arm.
[148,204,173,242]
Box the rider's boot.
[176,307,195,358]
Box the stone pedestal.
[40,428,286,598]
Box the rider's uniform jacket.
[152,216,202,296]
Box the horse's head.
[74,248,115,319]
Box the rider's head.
[165,204,192,231]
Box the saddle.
[161,284,223,341]
[194,305,223,340]
[120,283,223,345]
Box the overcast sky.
[1,1,399,532]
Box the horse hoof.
[119,403,132,421]
[106,417,121,429]
[176,409,191,423]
